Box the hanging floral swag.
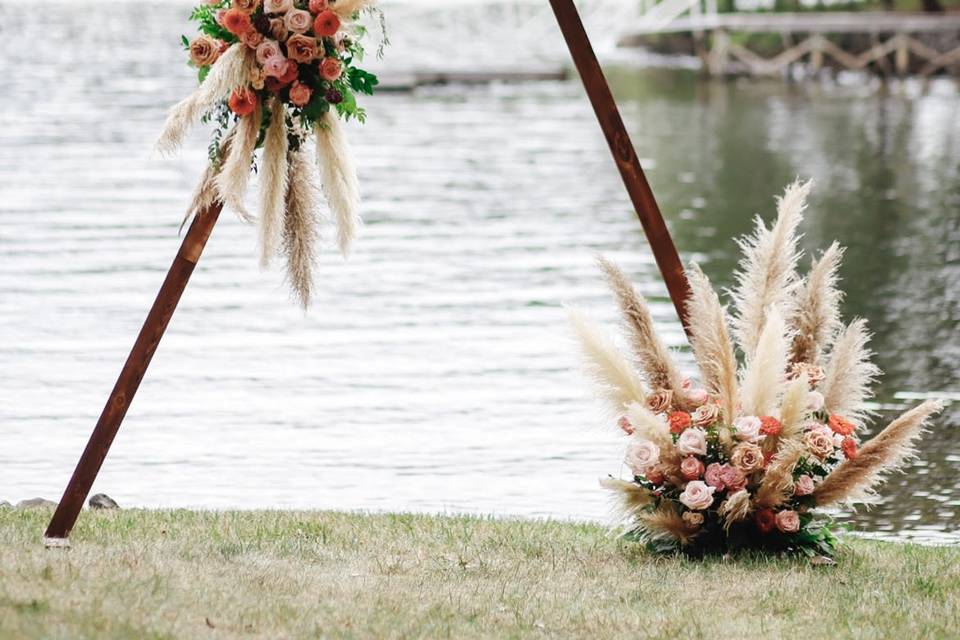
[157,0,387,307]
[572,180,942,557]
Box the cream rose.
[775,509,801,533]
[793,474,815,496]
[803,429,834,460]
[284,8,313,34]
[679,481,716,510]
[690,403,719,427]
[676,427,708,456]
[625,440,660,476]
[682,511,704,527]
[264,0,293,13]
[646,389,673,414]
[806,390,825,412]
[730,442,765,473]
[733,415,764,442]
[189,35,221,67]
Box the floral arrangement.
[572,180,942,556]
[157,0,386,307]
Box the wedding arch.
[44,0,693,543]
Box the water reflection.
[0,2,956,542]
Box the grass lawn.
[1,508,958,639]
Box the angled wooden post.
[548,0,692,332]
[45,204,223,541]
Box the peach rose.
[264,0,293,13]
[269,18,289,41]
[676,427,707,456]
[646,389,673,414]
[733,415,764,443]
[309,0,328,12]
[285,8,313,34]
[256,40,282,65]
[625,440,660,476]
[313,9,340,37]
[232,0,261,13]
[793,474,815,496]
[286,34,319,63]
[682,511,704,527]
[679,480,716,510]
[680,456,705,481]
[617,416,635,436]
[289,81,312,106]
[803,429,834,460]
[704,462,725,490]
[189,35,222,67]
[690,403,719,427]
[775,509,800,533]
[645,466,665,485]
[730,443,764,473]
[719,464,747,492]
[319,56,342,81]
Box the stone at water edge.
[89,494,120,510]
[16,498,57,509]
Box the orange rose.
[828,414,856,436]
[759,416,782,437]
[668,411,692,434]
[313,9,340,37]
[841,437,858,460]
[228,87,258,116]
[222,8,254,37]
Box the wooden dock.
[619,12,960,77]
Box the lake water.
[0,1,958,543]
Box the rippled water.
[0,1,958,543]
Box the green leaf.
[347,67,379,96]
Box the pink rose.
[263,54,288,78]
[624,440,660,476]
[289,81,312,106]
[309,0,328,12]
[256,40,282,65]
[676,427,708,456]
[680,456,705,481]
[319,57,342,81]
[719,464,747,492]
[704,462,726,490]
[794,474,815,496]
[734,415,765,443]
[264,0,293,13]
[687,387,709,405]
[775,509,801,533]
[617,416,635,436]
[284,8,313,34]
[679,481,716,510]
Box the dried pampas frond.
[600,478,654,522]
[755,441,805,508]
[183,126,237,230]
[718,489,753,530]
[569,309,647,415]
[685,264,738,425]
[820,319,880,425]
[777,374,811,445]
[215,110,261,222]
[316,111,361,256]
[639,503,700,546]
[740,307,790,416]
[258,100,290,267]
[156,46,252,156]
[789,242,844,365]
[283,146,321,309]
[732,179,810,356]
[814,400,943,507]
[597,256,686,398]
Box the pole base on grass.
[44,536,72,550]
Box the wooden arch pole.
[46,1,690,541]
[44,204,223,541]
[548,0,692,332]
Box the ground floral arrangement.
[572,180,942,557]
[157,0,386,307]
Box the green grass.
[1,508,958,639]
